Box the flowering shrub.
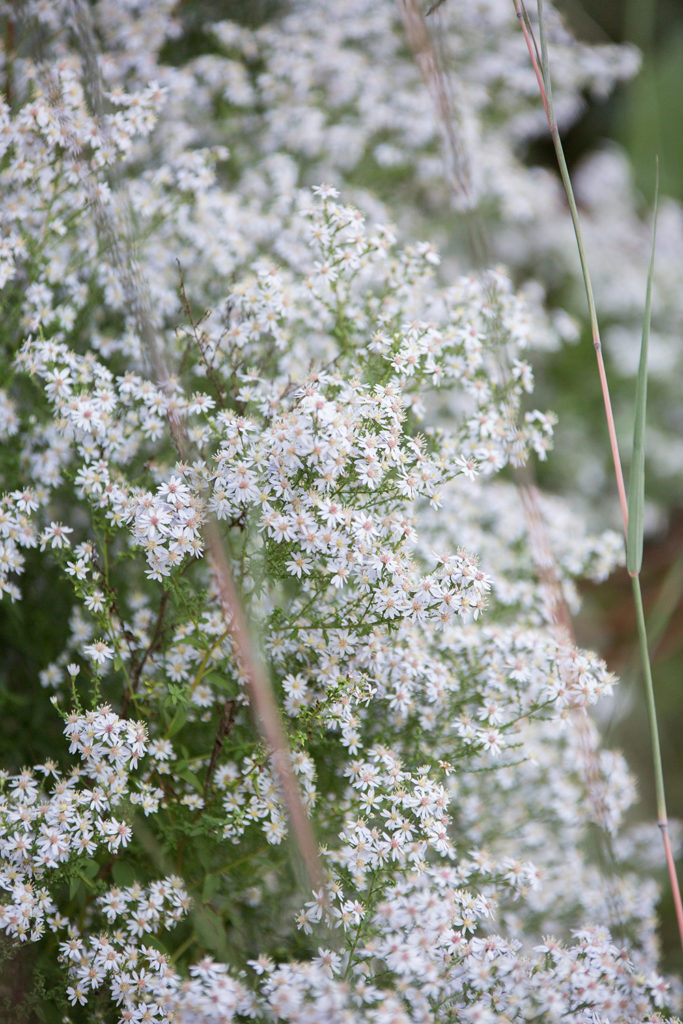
[0,1,680,1022]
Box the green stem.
[630,573,666,824]
[171,931,198,965]
[533,0,628,533]
[634,564,683,946]
[196,845,269,887]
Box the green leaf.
[192,905,231,960]
[166,682,189,705]
[176,767,202,791]
[81,857,100,880]
[144,935,169,955]
[205,671,236,695]
[202,873,221,901]
[167,705,188,737]
[627,164,659,577]
[112,860,139,887]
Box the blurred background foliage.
[561,0,683,199]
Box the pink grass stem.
[661,824,683,951]
[594,345,629,536]
[202,519,323,892]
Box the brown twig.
[203,699,237,800]
[123,591,170,715]
[176,259,227,408]
[396,0,473,211]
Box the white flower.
[40,521,73,550]
[83,640,115,667]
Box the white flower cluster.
[56,879,191,1012]
[0,2,679,1023]
[217,749,317,846]
[0,707,146,941]
[180,0,680,498]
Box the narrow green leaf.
[167,705,188,737]
[204,672,236,695]
[177,767,202,791]
[627,164,659,576]
[202,872,221,901]
[113,860,139,888]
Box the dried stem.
[123,591,170,716]
[396,0,488,262]
[66,0,323,894]
[160,328,323,895]
[203,520,322,888]
[397,0,472,206]
[400,0,634,938]
[176,259,227,408]
[517,475,632,935]
[203,699,237,800]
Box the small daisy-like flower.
[83,640,115,667]
[286,552,311,577]
[40,521,73,550]
[312,184,339,199]
[66,982,88,1006]
[99,817,133,851]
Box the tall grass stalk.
[514,0,683,952]
[625,170,683,944]
[514,0,628,534]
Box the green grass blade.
[626,163,659,576]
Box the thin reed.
[515,0,683,953]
